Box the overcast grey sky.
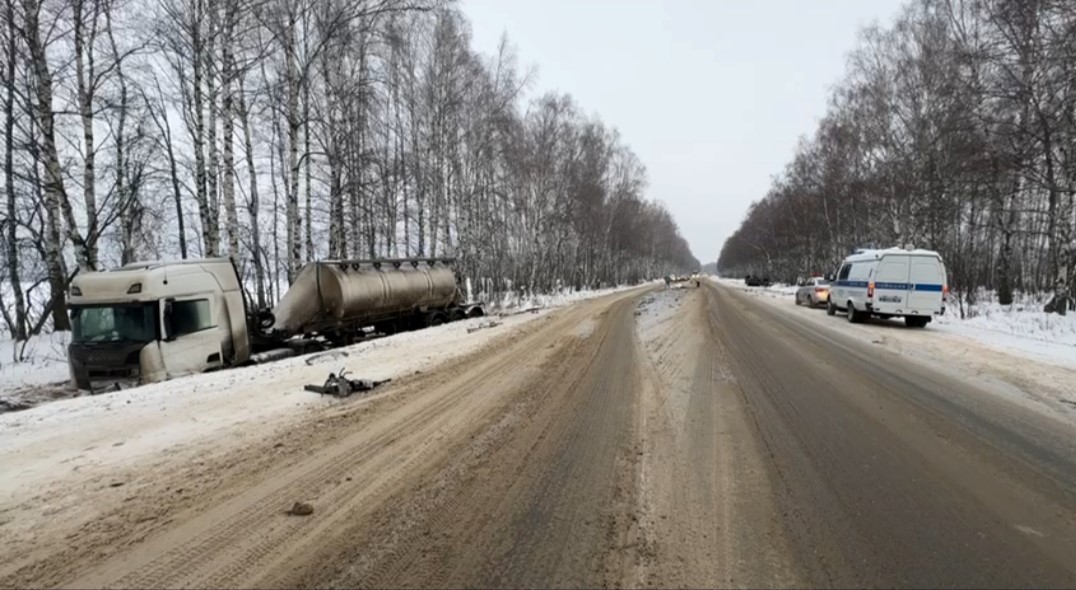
[461,0,906,263]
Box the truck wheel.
[449,309,466,322]
[426,312,446,327]
[827,300,836,316]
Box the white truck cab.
[827,248,948,328]
[67,258,250,390]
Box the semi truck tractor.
[66,257,483,391]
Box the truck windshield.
[70,303,158,344]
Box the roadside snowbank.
[717,277,1076,369]
[0,333,70,400]
[936,300,1076,343]
[491,281,657,311]
[0,282,642,410]
[0,284,645,499]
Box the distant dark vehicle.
[745,275,772,287]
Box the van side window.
[172,299,214,336]
[837,264,851,281]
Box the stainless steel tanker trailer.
[66,257,484,390]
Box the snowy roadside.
[718,277,1076,370]
[713,277,1076,425]
[0,282,643,500]
[0,333,71,410]
[0,283,651,411]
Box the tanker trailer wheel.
[467,306,486,318]
[449,309,467,323]
[328,330,362,347]
[426,312,447,327]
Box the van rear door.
[907,256,946,314]
[873,255,911,314]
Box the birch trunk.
[238,74,265,307]
[303,70,313,262]
[285,8,301,282]
[221,0,239,257]
[205,2,220,256]
[191,0,210,256]
[72,0,100,268]
[23,0,74,328]
[107,5,137,265]
[3,0,26,339]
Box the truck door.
[873,255,911,314]
[159,297,223,379]
[907,257,946,314]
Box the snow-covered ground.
[0,333,72,410]
[0,282,645,411]
[489,281,661,311]
[0,282,644,501]
[933,300,1076,368]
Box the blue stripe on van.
[835,280,944,291]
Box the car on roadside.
[745,275,772,287]
[795,277,831,307]
[827,247,948,327]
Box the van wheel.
[846,302,861,323]
[905,316,929,328]
[827,300,836,316]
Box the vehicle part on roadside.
[304,350,350,366]
[303,368,391,397]
[467,321,502,334]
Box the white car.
[827,248,948,327]
[795,277,831,307]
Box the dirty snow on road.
[0,283,641,492]
[0,284,648,586]
[0,284,651,589]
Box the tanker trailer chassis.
[250,257,485,355]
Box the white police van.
[827,248,948,328]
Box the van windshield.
[70,303,158,344]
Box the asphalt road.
[13,281,1076,589]
[704,282,1076,588]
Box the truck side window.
[837,264,851,281]
[172,299,214,336]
